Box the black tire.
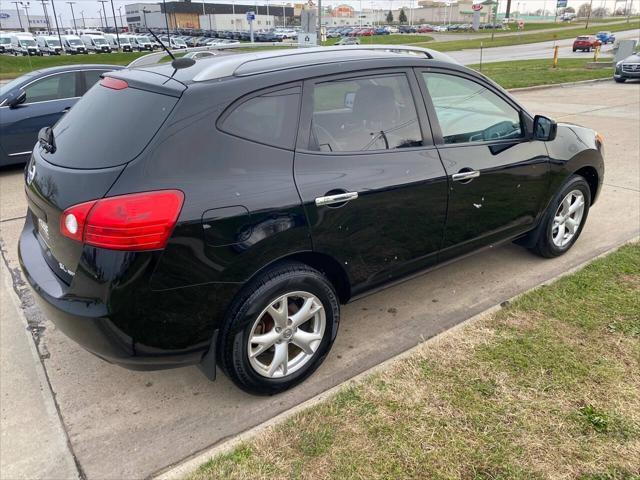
[572,48,576,52]
[614,77,626,83]
[530,175,591,258]
[218,261,340,395]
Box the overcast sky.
[12,0,637,24]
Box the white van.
[80,33,112,53]
[9,33,41,56]
[61,35,87,54]
[132,35,154,51]
[0,34,11,54]
[159,36,187,49]
[36,35,63,55]
[104,33,134,52]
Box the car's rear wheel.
[219,262,340,395]
[530,175,591,258]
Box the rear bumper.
[18,215,213,372]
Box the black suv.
[19,46,604,394]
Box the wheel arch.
[245,251,352,304]
[574,165,600,205]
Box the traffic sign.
[298,33,318,47]
[472,4,483,11]
[556,0,568,7]
[246,11,256,21]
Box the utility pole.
[505,0,512,19]
[66,1,77,32]
[585,0,594,28]
[22,2,32,32]
[142,8,148,29]
[40,0,51,31]
[50,0,63,48]
[11,1,24,31]
[110,0,120,47]
[99,9,104,29]
[80,9,85,28]
[98,0,109,31]
[162,0,170,37]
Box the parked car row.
[325,22,505,38]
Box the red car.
[418,25,434,33]
[573,35,601,52]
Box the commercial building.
[0,9,49,32]
[125,1,294,31]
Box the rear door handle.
[315,192,359,207]
[452,170,481,182]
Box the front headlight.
[616,60,623,67]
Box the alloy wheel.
[552,190,585,248]
[247,291,326,378]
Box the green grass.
[189,243,640,480]
[470,58,614,89]
[0,51,149,79]
[416,19,640,51]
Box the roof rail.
[127,42,293,69]
[127,43,458,80]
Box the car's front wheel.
[530,175,591,258]
[614,77,626,83]
[219,262,340,395]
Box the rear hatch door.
[25,71,184,284]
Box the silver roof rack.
[127,44,457,80]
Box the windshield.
[20,39,37,47]
[47,39,61,47]
[137,36,150,44]
[67,38,83,46]
[174,38,187,46]
[93,37,107,45]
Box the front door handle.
[315,191,359,207]
[452,170,481,182]
[61,107,71,113]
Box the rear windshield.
[43,82,178,169]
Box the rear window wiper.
[38,127,56,154]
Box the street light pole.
[22,2,32,32]
[98,9,104,29]
[11,1,24,31]
[162,0,170,38]
[110,0,120,47]
[80,9,85,28]
[66,1,77,32]
[142,8,148,29]
[98,0,109,31]
[49,0,63,48]
[40,0,51,31]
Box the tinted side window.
[82,70,107,93]
[24,72,77,103]
[310,74,423,152]
[219,87,300,149]
[422,73,522,145]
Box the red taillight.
[60,190,184,251]
[100,77,128,90]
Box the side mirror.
[533,115,557,141]
[6,89,26,109]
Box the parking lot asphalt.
[0,81,638,479]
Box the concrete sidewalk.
[0,255,78,480]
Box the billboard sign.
[556,0,568,7]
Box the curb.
[153,236,639,480]
[507,76,613,92]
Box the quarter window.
[422,72,523,145]
[310,74,423,152]
[24,72,77,103]
[220,87,300,149]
